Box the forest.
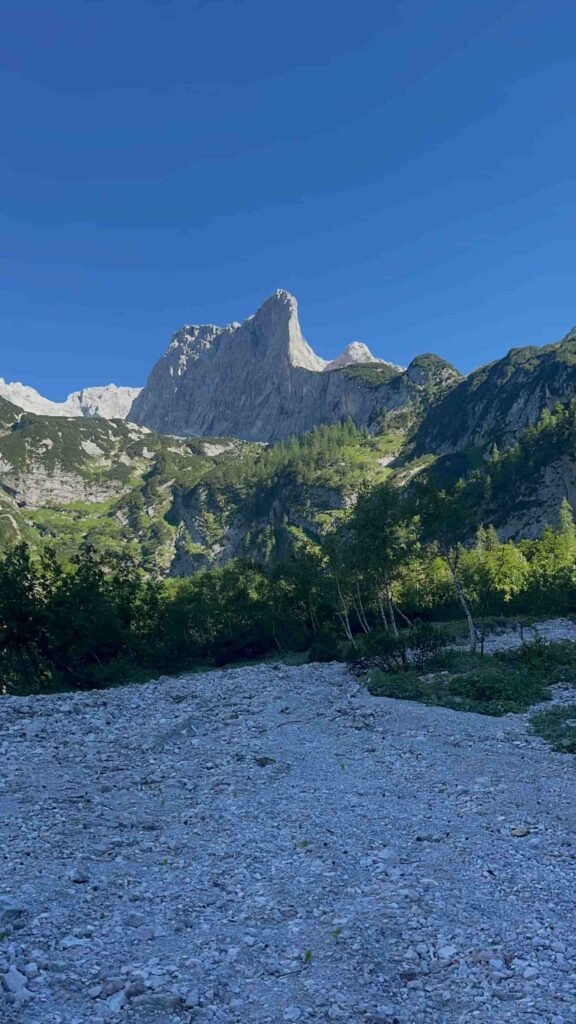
[2,434,576,697]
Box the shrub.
[530,706,576,753]
[348,623,448,675]
[368,649,551,715]
[407,622,449,669]
[307,628,347,663]
[499,638,576,685]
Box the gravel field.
[1,621,575,1024]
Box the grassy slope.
[3,326,576,571]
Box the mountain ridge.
[129,290,457,440]
[1,293,575,576]
[0,380,141,421]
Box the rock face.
[64,385,142,420]
[324,341,402,372]
[0,415,154,510]
[130,291,437,441]
[0,380,141,420]
[131,289,576,449]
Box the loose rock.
[1,623,575,1023]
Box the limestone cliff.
[130,291,447,441]
[0,380,141,420]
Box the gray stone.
[3,966,31,1002]
[1,626,575,1024]
[0,380,141,420]
[0,898,28,932]
[130,290,444,443]
[131,992,183,1009]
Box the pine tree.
[558,497,575,539]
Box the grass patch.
[367,662,549,715]
[529,706,576,753]
[367,639,576,716]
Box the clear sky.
[2,0,575,398]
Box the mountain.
[0,401,404,574]
[2,294,576,574]
[130,290,449,441]
[0,380,141,420]
[0,395,247,569]
[131,291,576,452]
[323,341,402,372]
[416,327,576,453]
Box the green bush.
[426,649,484,674]
[345,628,407,671]
[446,666,547,712]
[530,706,576,753]
[498,638,576,685]
[348,622,448,674]
[368,650,551,715]
[307,628,347,663]
[407,622,449,669]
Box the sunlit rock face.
[324,341,401,372]
[0,380,141,420]
[130,291,422,441]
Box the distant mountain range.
[6,291,575,453]
[1,291,575,573]
[130,290,576,449]
[0,381,141,420]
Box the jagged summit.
[324,342,380,371]
[167,290,326,374]
[0,379,141,420]
[129,290,447,441]
[249,289,327,371]
[324,341,403,372]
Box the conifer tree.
[558,497,575,539]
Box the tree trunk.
[337,611,354,643]
[393,602,412,628]
[353,600,370,634]
[355,582,371,634]
[448,559,476,653]
[271,613,282,652]
[308,592,318,634]
[375,582,388,630]
[386,588,399,639]
[335,578,355,644]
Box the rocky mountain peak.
[325,341,383,371]
[0,379,141,420]
[130,291,462,440]
[249,290,327,371]
[406,353,462,387]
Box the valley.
[0,294,575,573]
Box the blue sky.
[2,0,575,398]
